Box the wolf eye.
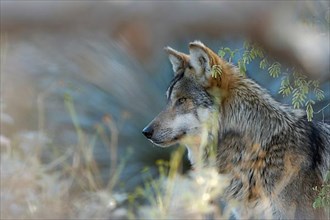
[176,97,187,106]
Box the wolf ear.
[189,41,216,79]
[164,47,188,74]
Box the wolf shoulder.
[282,111,330,179]
[312,120,330,179]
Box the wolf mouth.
[173,131,187,141]
[151,131,187,147]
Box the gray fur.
[142,42,330,219]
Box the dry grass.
[0,95,129,219]
[0,30,230,220]
[1,113,232,220]
[135,143,235,219]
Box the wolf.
[142,41,330,219]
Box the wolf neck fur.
[185,73,302,166]
[185,110,220,168]
[217,74,303,146]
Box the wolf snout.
[142,125,154,139]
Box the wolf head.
[142,41,234,150]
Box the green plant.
[313,171,330,218]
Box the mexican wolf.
[142,41,330,219]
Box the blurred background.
[1,1,329,219]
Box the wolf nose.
[142,126,154,139]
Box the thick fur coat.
[143,41,330,219]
